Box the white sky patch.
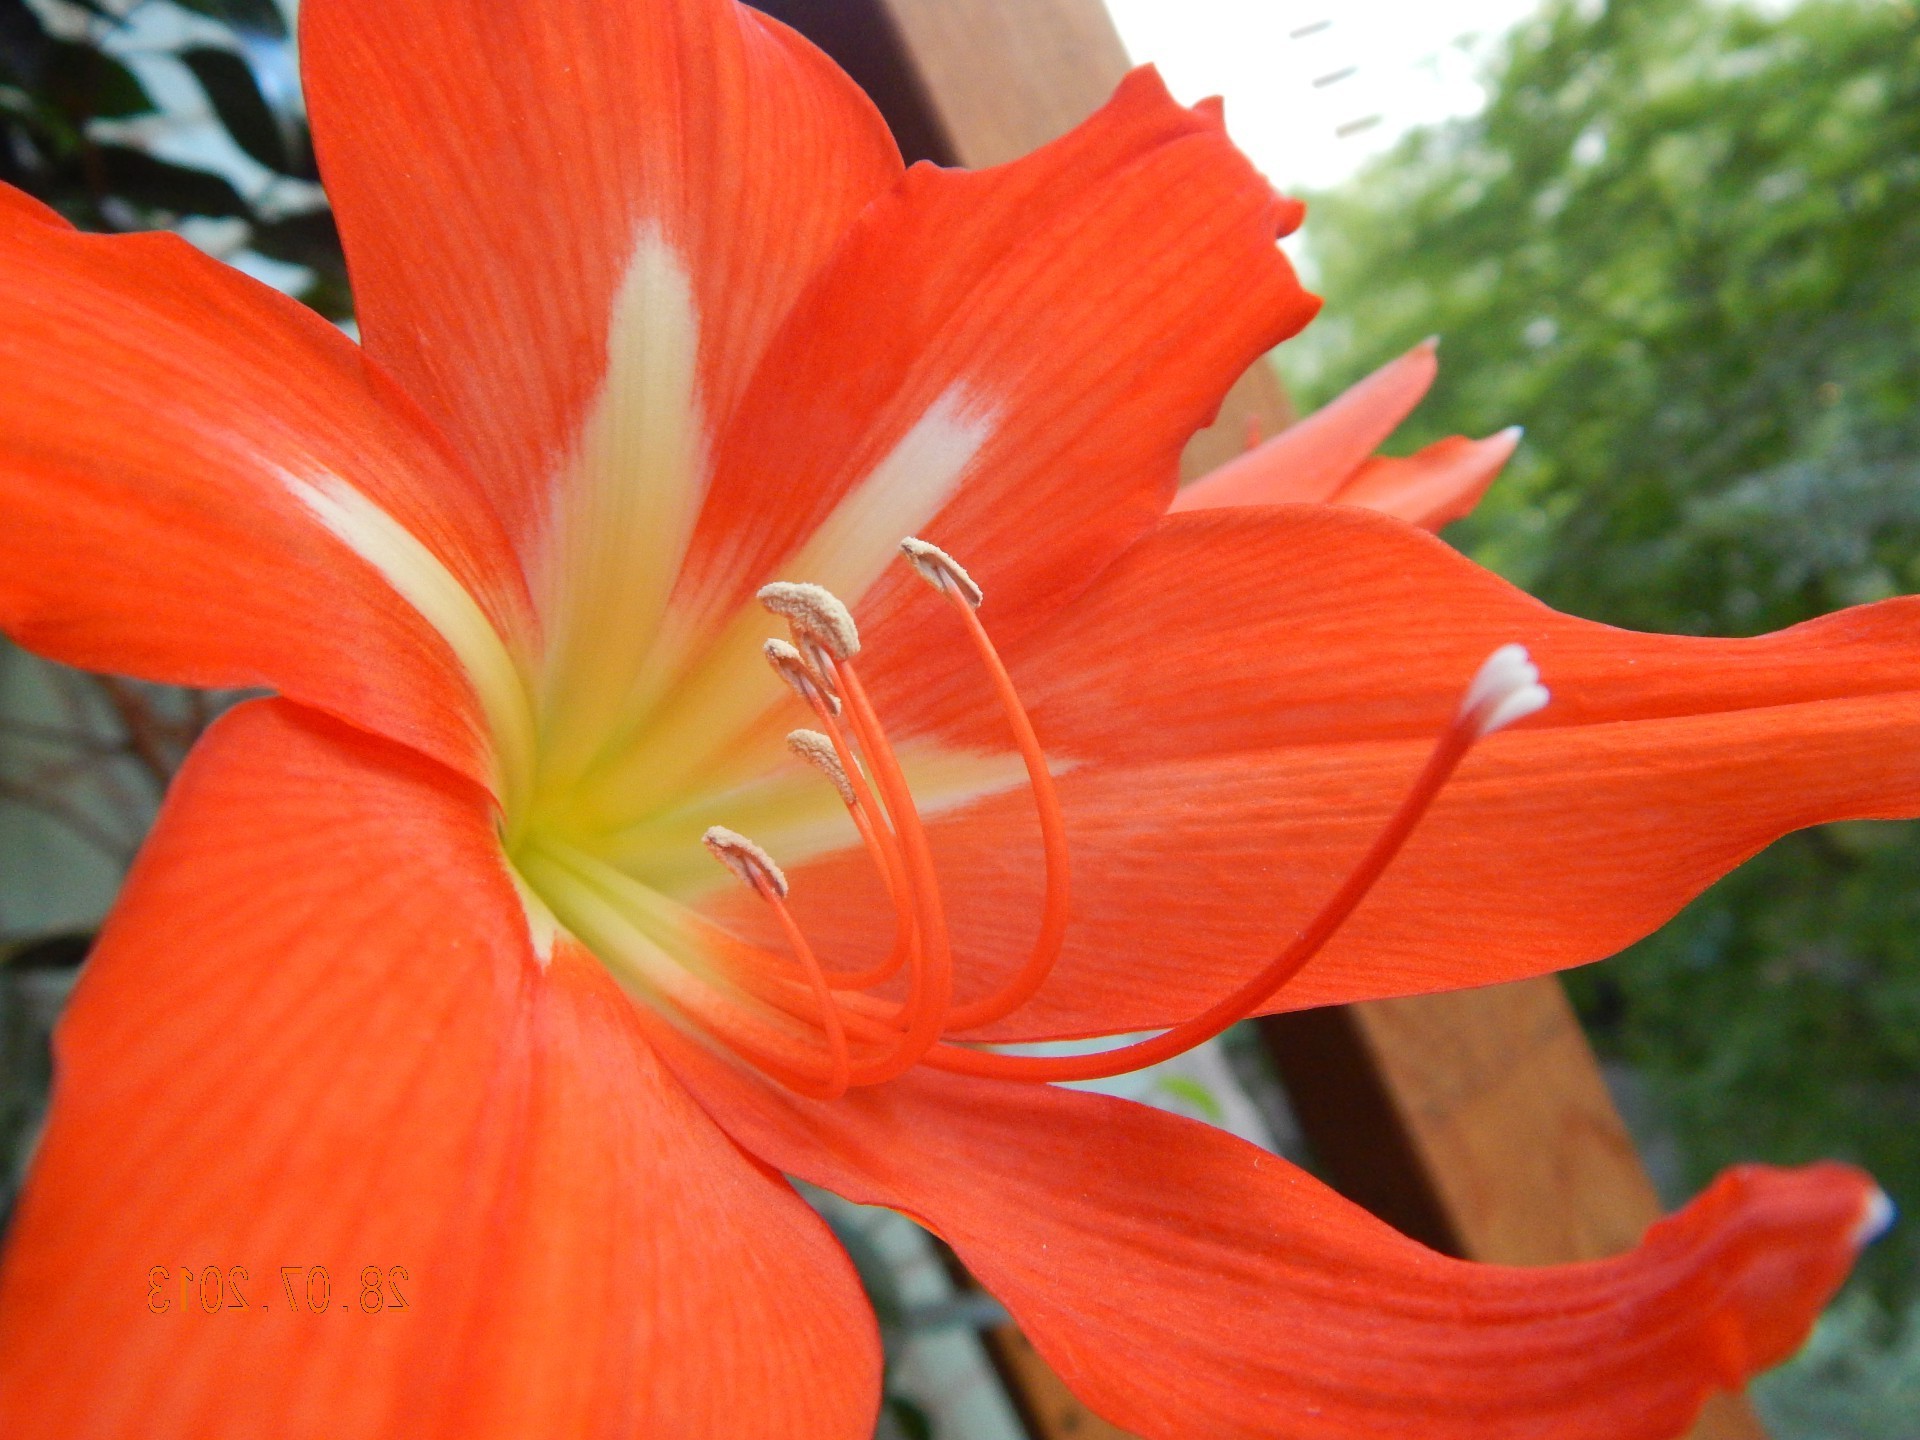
[1107,0,1549,194]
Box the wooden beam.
[980,1326,1136,1440]
[751,3,1763,1437]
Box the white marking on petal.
[591,389,994,823]
[284,471,535,811]
[786,387,991,606]
[508,864,562,966]
[536,234,709,781]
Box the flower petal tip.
[1855,1186,1897,1248]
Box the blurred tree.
[1284,0,1920,1308]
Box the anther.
[900,536,983,607]
[1458,642,1550,737]
[703,825,789,898]
[764,637,840,713]
[787,729,855,805]
[758,581,861,661]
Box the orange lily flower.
[1174,337,1522,530]
[0,2,1911,1437]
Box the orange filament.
[678,542,1534,1103]
[794,694,918,991]
[918,713,1479,1082]
[751,873,851,1100]
[936,587,1072,1033]
[824,658,955,1083]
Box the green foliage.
[1286,0,1920,1308]
[0,0,346,316]
[1755,1288,1920,1435]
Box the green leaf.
[249,208,343,271]
[1155,1073,1225,1124]
[169,0,288,41]
[93,143,250,218]
[44,40,153,120]
[180,44,309,178]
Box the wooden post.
[750,4,1765,1437]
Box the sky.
[1105,0,1551,192]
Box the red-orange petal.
[303,0,904,552]
[773,505,1920,1036]
[676,65,1318,661]
[1331,428,1520,531]
[1170,338,1437,513]
[0,700,878,1439]
[0,189,530,789]
[655,1033,1880,1440]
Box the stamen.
[677,565,1543,1101]
[1459,642,1550,737]
[702,825,788,898]
[919,642,1548,1083]
[792,693,919,993]
[897,549,1070,1033]
[758,581,860,661]
[518,839,848,1099]
[754,881,852,1100]
[900,536,983,607]
[787,729,855,805]
[701,823,850,1099]
[764,637,840,713]
[827,659,957,1083]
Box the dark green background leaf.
[181,43,311,178]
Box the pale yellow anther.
[764,637,840,713]
[758,581,860,660]
[702,825,789,898]
[900,536,983,608]
[787,729,856,805]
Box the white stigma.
[900,536,983,608]
[703,825,789,898]
[1856,1186,1897,1247]
[758,581,860,661]
[1460,642,1551,737]
[764,637,840,713]
[787,729,855,805]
